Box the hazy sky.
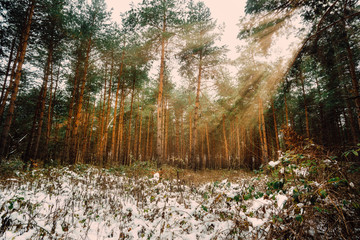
[104,0,246,59]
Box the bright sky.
[105,0,246,59]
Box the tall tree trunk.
[44,62,54,159]
[110,60,124,161]
[116,87,126,164]
[44,66,60,160]
[144,115,152,161]
[191,53,202,170]
[156,12,167,164]
[98,63,108,164]
[126,75,136,165]
[236,119,240,167]
[145,115,151,161]
[137,106,143,161]
[258,99,268,163]
[71,37,92,164]
[0,46,19,119]
[343,85,358,144]
[0,38,16,104]
[284,93,289,126]
[24,48,53,163]
[314,77,325,144]
[164,101,169,163]
[0,0,35,158]
[189,112,192,166]
[341,22,360,130]
[222,115,229,169]
[299,69,310,139]
[103,58,114,166]
[33,47,53,160]
[271,100,280,157]
[205,123,210,169]
[82,103,95,163]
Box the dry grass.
[156,165,256,186]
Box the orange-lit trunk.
[137,106,143,161]
[205,123,210,169]
[116,86,126,164]
[126,75,136,165]
[164,101,169,162]
[111,48,125,161]
[156,10,167,164]
[145,115,151,161]
[71,37,92,164]
[271,100,280,157]
[222,116,228,168]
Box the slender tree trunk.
[271,100,280,157]
[47,66,59,159]
[44,62,55,159]
[205,123,210,169]
[315,77,325,144]
[201,129,205,170]
[0,1,35,158]
[0,47,19,119]
[98,63,108,163]
[82,103,95,163]
[343,85,358,144]
[145,115,151,161]
[71,37,92,164]
[133,105,139,160]
[236,120,240,168]
[149,116,154,161]
[299,69,310,139]
[284,93,289,126]
[164,102,169,163]
[341,8,360,130]
[111,49,125,161]
[0,38,16,104]
[258,98,268,163]
[189,112,192,166]
[156,12,167,164]
[126,75,136,165]
[191,53,202,170]
[180,114,184,161]
[137,106,143,161]
[117,88,126,164]
[103,57,114,164]
[64,53,81,163]
[222,115,228,169]
[33,47,53,160]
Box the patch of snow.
[153,172,160,181]
[294,167,309,177]
[276,194,288,209]
[268,160,280,167]
[247,217,265,228]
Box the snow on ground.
[0,165,343,239]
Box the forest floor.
[0,156,359,239]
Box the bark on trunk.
[191,53,202,170]
[0,38,16,104]
[0,1,35,158]
[156,12,167,164]
[299,69,310,139]
[71,37,92,164]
